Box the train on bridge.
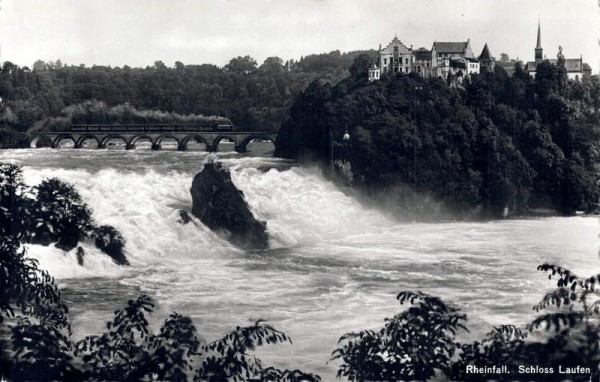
[30,122,277,153]
[69,123,234,133]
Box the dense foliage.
[276,57,600,217]
[332,291,467,381]
[0,50,376,141]
[0,163,128,264]
[333,264,600,381]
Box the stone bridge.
[30,125,278,153]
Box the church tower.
[535,21,543,64]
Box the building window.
[405,58,408,64]
[383,58,387,65]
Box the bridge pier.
[151,143,161,151]
[98,143,107,149]
[234,145,246,153]
[126,143,136,150]
[177,143,186,152]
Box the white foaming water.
[2,148,600,379]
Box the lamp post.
[330,126,351,176]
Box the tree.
[30,178,94,250]
[348,53,372,80]
[333,291,467,381]
[224,56,258,74]
[260,56,284,73]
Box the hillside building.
[478,43,495,72]
[525,21,591,80]
[432,40,476,78]
[378,37,414,75]
[368,63,380,82]
[413,48,435,77]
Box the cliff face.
[190,162,269,250]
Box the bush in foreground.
[0,163,129,264]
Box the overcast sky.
[1,0,599,72]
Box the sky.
[0,0,599,72]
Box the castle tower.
[535,21,543,64]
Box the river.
[1,147,599,379]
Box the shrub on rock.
[30,178,93,251]
[93,225,129,265]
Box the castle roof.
[414,49,432,60]
[433,41,470,54]
[526,58,585,73]
[478,43,494,61]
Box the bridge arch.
[153,135,181,151]
[99,135,128,149]
[52,134,77,148]
[239,134,276,152]
[76,135,100,149]
[181,135,210,151]
[128,135,154,149]
[30,134,52,148]
[213,135,238,152]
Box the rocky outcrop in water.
[93,225,129,265]
[190,162,269,250]
[177,210,192,224]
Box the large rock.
[191,162,269,250]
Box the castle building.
[378,36,414,74]
[371,36,482,81]
[432,40,476,78]
[525,21,591,80]
[478,43,495,72]
[413,48,435,77]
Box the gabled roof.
[381,36,412,54]
[478,43,494,61]
[466,57,479,63]
[414,49,432,61]
[433,41,469,54]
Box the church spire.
[536,20,542,49]
[535,20,543,63]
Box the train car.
[216,123,234,131]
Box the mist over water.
[2,148,599,378]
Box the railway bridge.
[30,124,278,153]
